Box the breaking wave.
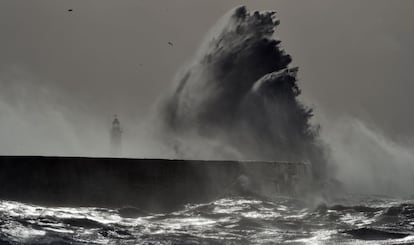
[157,6,327,181]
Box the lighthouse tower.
[110,115,122,156]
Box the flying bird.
[168,41,173,46]
[68,9,73,12]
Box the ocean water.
[1,195,414,244]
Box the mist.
[0,67,163,158]
[321,116,414,197]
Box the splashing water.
[157,6,327,181]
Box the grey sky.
[1,0,413,143]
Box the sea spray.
[321,117,414,196]
[157,6,328,182]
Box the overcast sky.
[1,0,413,144]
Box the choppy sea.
[1,194,414,244]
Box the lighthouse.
[110,115,122,156]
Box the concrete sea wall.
[0,156,307,211]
